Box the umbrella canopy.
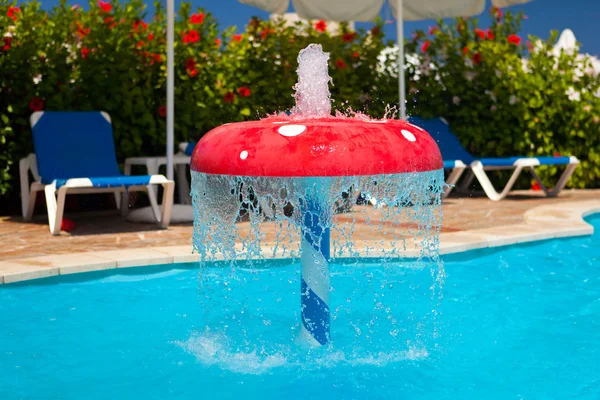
[239,0,530,120]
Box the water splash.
[190,42,446,368]
[291,44,332,118]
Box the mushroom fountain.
[190,44,445,348]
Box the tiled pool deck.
[1,190,598,284]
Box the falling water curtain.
[237,0,531,121]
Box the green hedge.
[1,2,598,214]
[0,0,392,212]
[394,8,600,189]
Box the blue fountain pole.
[298,180,331,346]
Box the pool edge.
[1,200,598,285]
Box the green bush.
[1,2,598,214]
[0,1,390,212]
[396,8,600,188]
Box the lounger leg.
[552,163,578,195]
[458,170,475,193]
[113,191,121,209]
[176,164,191,205]
[444,167,466,197]
[44,185,67,235]
[120,191,130,216]
[19,157,31,219]
[528,164,578,198]
[146,159,160,206]
[147,185,161,223]
[25,186,39,221]
[471,162,524,201]
[159,181,175,228]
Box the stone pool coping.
[1,200,598,285]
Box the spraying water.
[292,44,332,118]
[190,43,445,365]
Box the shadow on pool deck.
[0,189,598,262]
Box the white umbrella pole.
[397,0,405,119]
[166,0,175,180]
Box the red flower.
[526,40,533,52]
[190,13,205,24]
[183,30,200,44]
[421,40,430,53]
[224,91,235,103]
[158,105,167,118]
[81,47,90,59]
[508,34,521,46]
[486,28,494,40]
[554,152,562,157]
[185,57,195,71]
[531,182,541,191]
[342,32,356,43]
[7,6,20,20]
[463,46,469,55]
[472,52,482,64]
[148,33,154,41]
[352,51,360,58]
[428,26,439,35]
[336,59,347,69]
[188,69,198,77]
[2,37,11,51]
[370,26,381,36]
[474,28,485,40]
[215,38,221,47]
[133,21,148,32]
[76,22,91,38]
[29,97,45,112]
[103,16,117,29]
[491,6,503,20]
[98,1,112,13]
[136,40,144,48]
[237,86,251,97]
[232,34,243,42]
[315,20,326,32]
[152,53,162,63]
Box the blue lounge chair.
[407,117,580,201]
[21,111,174,235]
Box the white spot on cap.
[273,121,288,124]
[240,150,248,160]
[401,129,416,142]
[278,124,306,137]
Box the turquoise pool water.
[1,214,598,399]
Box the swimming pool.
[1,214,598,399]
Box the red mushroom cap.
[191,117,442,177]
